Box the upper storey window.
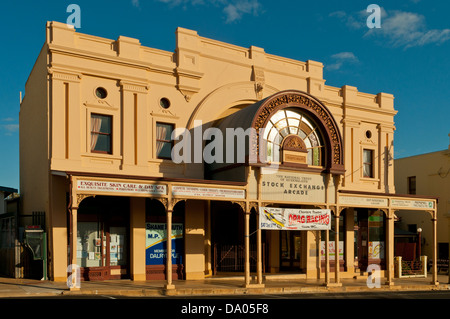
[363,149,374,178]
[263,109,323,166]
[90,114,112,154]
[156,122,174,159]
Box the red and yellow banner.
[260,207,331,230]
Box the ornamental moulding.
[251,90,345,174]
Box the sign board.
[145,223,183,265]
[172,186,245,199]
[339,196,388,207]
[260,207,331,231]
[259,170,329,204]
[77,180,166,195]
[391,199,434,209]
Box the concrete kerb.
[1,276,450,298]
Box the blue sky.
[0,0,449,191]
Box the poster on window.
[369,241,385,259]
[320,241,344,260]
[259,207,331,230]
[145,223,183,265]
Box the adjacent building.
[0,186,18,277]
[394,138,450,263]
[19,21,439,289]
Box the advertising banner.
[145,223,183,265]
[77,180,167,195]
[172,186,245,199]
[259,207,331,231]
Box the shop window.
[363,149,374,178]
[90,114,112,154]
[77,221,102,268]
[407,176,416,195]
[321,214,345,262]
[76,196,130,280]
[438,243,449,260]
[156,122,174,159]
[368,211,385,260]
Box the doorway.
[76,196,130,281]
[354,209,386,272]
[280,230,302,271]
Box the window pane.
[363,149,373,163]
[363,149,373,177]
[158,141,172,158]
[302,117,314,130]
[285,110,301,120]
[274,119,288,130]
[263,122,273,139]
[110,227,127,266]
[270,111,285,124]
[77,222,102,268]
[93,134,111,153]
[304,137,312,148]
[312,147,321,166]
[297,130,307,140]
[408,176,416,195]
[289,126,298,135]
[363,163,372,177]
[92,114,111,133]
[308,132,319,147]
[156,123,174,159]
[279,127,289,138]
[268,128,282,144]
[287,118,300,128]
[91,114,112,153]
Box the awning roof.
[0,186,18,197]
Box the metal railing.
[213,243,265,275]
[395,256,427,278]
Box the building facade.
[20,21,439,288]
[394,140,450,263]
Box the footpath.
[0,274,449,298]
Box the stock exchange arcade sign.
[260,171,329,203]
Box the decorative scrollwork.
[252,91,344,171]
[231,201,246,212]
[249,202,259,212]
[76,194,94,206]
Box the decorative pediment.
[282,135,307,152]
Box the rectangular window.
[407,176,416,195]
[156,122,174,159]
[91,114,112,154]
[363,149,374,178]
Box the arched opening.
[262,108,325,167]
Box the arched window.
[262,108,324,166]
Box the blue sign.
[145,223,183,265]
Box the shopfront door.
[280,230,302,271]
[355,209,385,272]
[76,196,129,281]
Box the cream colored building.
[19,21,439,289]
[394,141,450,262]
